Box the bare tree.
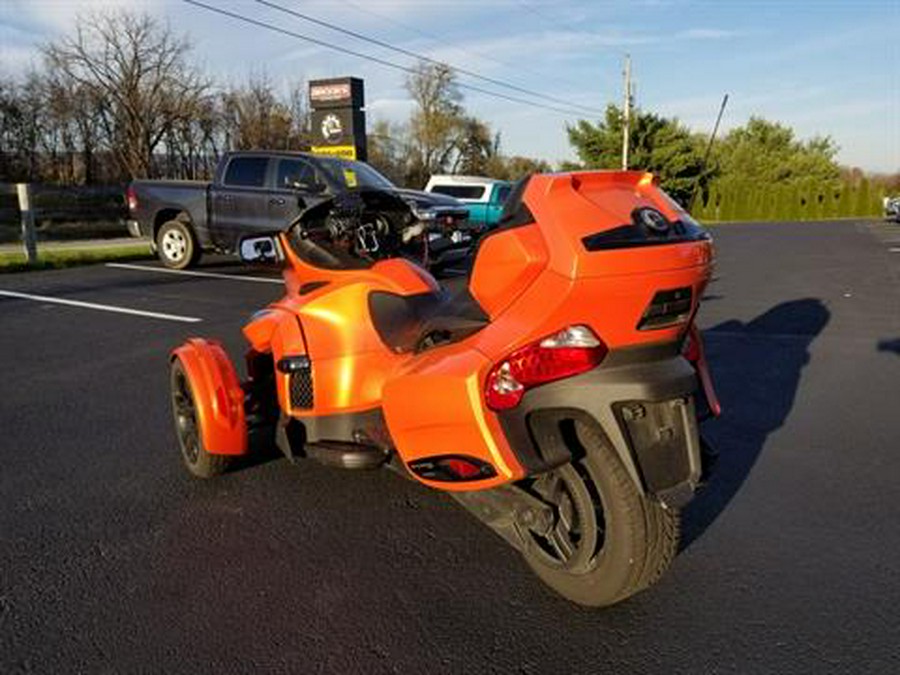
[43,10,209,179]
[41,69,109,183]
[221,74,309,151]
[406,61,464,186]
[367,118,411,185]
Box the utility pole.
[622,54,632,170]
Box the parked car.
[126,151,471,269]
[884,196,900,222]
[424,175,512,231]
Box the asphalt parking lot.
[1,220,899,674]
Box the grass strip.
[0,243,153,272]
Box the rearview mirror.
[238,234,283,266]
[290,180,327,195]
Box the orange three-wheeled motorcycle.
[169,171,720,607]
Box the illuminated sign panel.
[309,145,358,161]
[308,77,366,161]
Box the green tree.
[855,177,872,216]
[775,184,792,220]
[484,154,552,180]
[720,181,740,221]
[836,182,854,218]
[822,184,839,219]
[716,117,840,186]
[566,104,706,205]
[452,117,497,176]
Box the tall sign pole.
[622,54,632,171]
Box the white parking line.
[106,262,283,284]
[0,290,202,323]
[889,247,900,253]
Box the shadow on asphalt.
[681,298,830,548]
[877,338,900,355]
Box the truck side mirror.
[238,234,283,266]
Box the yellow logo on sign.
[310,145,357,160]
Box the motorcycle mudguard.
[171,338,247,455]
[686,324,722,418]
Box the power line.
[252,0,605,115]
[181,0,593,118]
[336,0,596,98]
[514,0,584,35]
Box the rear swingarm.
[451,484,556,552]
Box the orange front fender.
[171,338,247,455]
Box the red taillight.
[126,185,138,212]
[484,325,607,411]
[408,455,496,482]
[442,458,483,479]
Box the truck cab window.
[431,185,486,200]
[223,157,269,187]
[277,159,319,190]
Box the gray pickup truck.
[126,151,471,269]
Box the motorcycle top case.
[382,172,715,489]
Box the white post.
[622,54,632,171]
[16,183,37,264]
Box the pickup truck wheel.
[157,220,200,269]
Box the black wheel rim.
[171,367,201,465]
[522,462,606,572]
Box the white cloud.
[1,0,165,34]
[0,44,42,76]
[420,29,657,70]
[366,97,414,116]
[675,28,740,40]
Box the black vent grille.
[638,287,693,330]
[289,368,314,409]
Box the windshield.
[316,157,395,190]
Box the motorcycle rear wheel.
[519,419,679,607]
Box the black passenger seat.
[368,278,489,354]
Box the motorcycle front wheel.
[518,420,679,607]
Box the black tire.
[519,420,679,607]
[169,358,230,479]
[156,219,200,269]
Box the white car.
[424,175,513,230]
[884,196,900,223]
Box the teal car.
[424,175,513,231]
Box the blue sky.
[1,0,898,172]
